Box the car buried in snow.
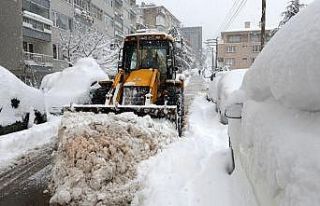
[226,1,320,204]
[208,69,247,124]
[0,66,47,135]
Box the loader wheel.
[90,87,109,104]
[166,86,184,136]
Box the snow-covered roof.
[222,27,274,33]
[23,11,53,26]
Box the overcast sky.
[137,0,314,40]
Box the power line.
[216,0,248,35]
[217,0,242,34]
[224,0,248,31]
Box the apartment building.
[180,26,203,63]
[0,0,23,76]
[218,22,273,70]
[0,0,56,84]
[138,3,181,32]
[0,0,138,85]
[51,0,137,60]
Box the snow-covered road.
[133,75,257,206]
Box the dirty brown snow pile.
[49,112,178,205]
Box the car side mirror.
[225,103,243,119]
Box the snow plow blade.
[64,104,178,123]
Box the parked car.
[0,66,47,135]
[226,1,320,205]
[208,69,247,124]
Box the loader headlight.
[122,87,149,105]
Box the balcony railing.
[23,0,50,10]
[24,52,53,67]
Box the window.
[251,32,261,42]
[23,42,34,53]
[52,11,73,30]
[226,46,236,53]
[225,58,235,66]
[53,44,58,59]
[124,40,168,79]
[228,35,241,43]
[253,45,261,53]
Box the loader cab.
[121,33,176,80]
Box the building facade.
[51,0,137,61]
[0,0,23,76]
[0,0,138,85]
[138,3,181,32]
[0,0,56,84]
[179,26,202,63]
[218,23,273,69]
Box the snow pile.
[49,112,178,205]
[40,58,108,112]
[0,65,45,127]
[0,116,60,170]
[243,0,320,112]
[230,1,320,205]
[133,97,257,206]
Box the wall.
[0,0,23,76]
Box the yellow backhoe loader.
[66,32,184,136]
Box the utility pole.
[215,37,218,69]
[261,0,266,50]
[204,37,219,72]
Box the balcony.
[22,0,50,18]
[24,52,53,68]
[22,11,52,42]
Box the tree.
[59,20,120,75]
[168,27,195,72]
[279,0,305,28]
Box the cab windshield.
[123,40,168,76]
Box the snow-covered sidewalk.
[0,116,60,171]
[133,95,257,206]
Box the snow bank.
[0,65,45,126]
[0,116,60,170]
[239,100,320,206]
[41,58,108,112]
[49,112,178,205]
[243,0,320,112]
[133,97,257,206]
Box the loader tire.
[166,86,184,136]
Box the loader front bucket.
[64,104,179,125]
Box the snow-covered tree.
[279,0,305,28]
[59,20,120,75]
[168,27,195,72]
